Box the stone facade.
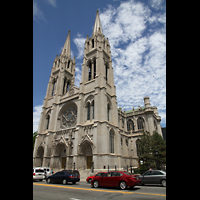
[33,11,162,171]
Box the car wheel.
[161,179,166,187]
[93,180,99,188]
[63,179,67,185]
[47,178,51,183]
[119,181,127,190]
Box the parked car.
[86,172,106,183]
[33,167,45,181]
[46,170,80,185]
[139,170,166,187]
[91,171,141,190]
[40,167,53,179]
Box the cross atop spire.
[61,30,71,58]
[93,10,103,35]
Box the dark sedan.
[46,170,80,185]
[139,170,166,187]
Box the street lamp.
[139,155,144,174]
[155,149,159,169]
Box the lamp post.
[155,149,158,169]
[139,155,144,174]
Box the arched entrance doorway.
[54,143,67,169]
[80,141,93,169]
[36,146,44,166]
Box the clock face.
[62,105,77,128]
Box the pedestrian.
[149,167,152,171]
[51,168,54,174]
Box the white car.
[40,167,53,179]
[33,167,45,181]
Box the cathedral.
[33,11,162,171]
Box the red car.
[91,171,141,190]
[86,172,106,183]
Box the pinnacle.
[93,10,103,35]
[61,30,71,58]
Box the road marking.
[33,183,166,197]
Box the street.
[33,180,166,200]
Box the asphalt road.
[33,180,166,200]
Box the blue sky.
[33,0,166,132]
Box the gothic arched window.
[87,102,90,120]
[127,119,134,131]
[87,41,89,51]
[94,59,96,79]
[91,101,94,119]
[105,64,108,81]
[66,80,70,92]
[67,60,70,68]
[88,62,92,81]
[52,79,56,96]
[137,117,144,130]
[58,59,60,68]
[107,104,110,121]
[46,115,50,130]
[110,129,114,153]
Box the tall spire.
[61,30,71,58]
[93,10,103,35]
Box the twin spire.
[61,30,71,58]
[61,10,103,57]
[93,10,103,35]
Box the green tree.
[135,131,153,172]
[151,131,166,169]
[33,131,37,150]
[135,130,166,173]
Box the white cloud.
[149,0,164,10]
[73,33,85,59]
[74,63,82,87]
[45,0,57,7]
[33,0,166,128]
[33,0,45,22]
[33,105,43,133]
[33,0,57,22]
[73,0,166,126]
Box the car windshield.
[123,172,131,175]
[67,172,76,175]
[35,169,44,173]
[63,170,79,175]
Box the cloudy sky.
[33,0,166,133]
